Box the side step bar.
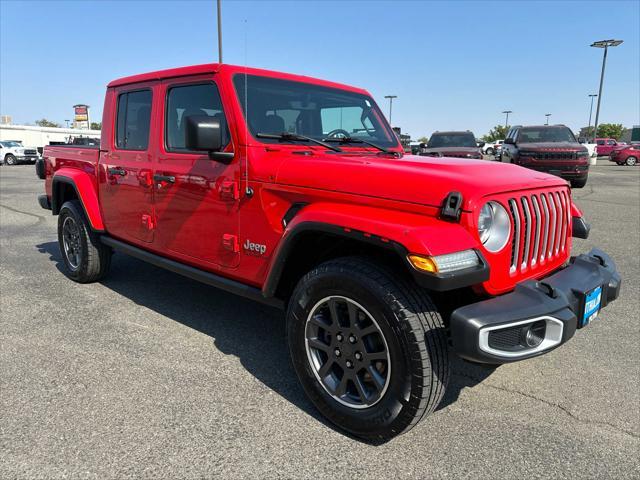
[100,236,284,310]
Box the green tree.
[90,122,102,130]
[416,136,429,144]
[482,125,509,142]
[35,118,61,128]
[596,123,624,139]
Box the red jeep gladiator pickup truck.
[37,64,621,441]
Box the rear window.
[115,90,152,150]
[517,127,576,144]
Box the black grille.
[24,149,37,155]
[488,326,523,351]
[521,151,578,161]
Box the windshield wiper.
[256,132,342,152]
[322,136,391,154]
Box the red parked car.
[609,144,640,166]
[36,63,621,441]
[595,138,620,156]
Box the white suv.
[481,139,504,156]
[0,141,40,165]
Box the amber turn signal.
[407,254,439,273]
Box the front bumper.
[520,162,589,179]
[16,155,39,163]
[450,248,621,364]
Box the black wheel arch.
[263,222,409,302]
[262,221,490,303]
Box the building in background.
[392,127,411,151]
[1,115,12,125]
[0,124,101,153]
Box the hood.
[275,152,567,211]
[517,142,586,151]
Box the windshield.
[427,133,476,148]
[0,141,21,147]
[517,127,577,143]
[233,74,399,149]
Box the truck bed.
[43,145,101,199]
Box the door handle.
[108,167,126,176]
[153,174,176,184]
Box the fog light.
[524,320,546,348]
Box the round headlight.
[478,201,511,252]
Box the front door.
[152,77,240,269]
[99,85,156,244]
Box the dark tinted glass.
[233,74,398,148]
[427,133,477,148]
[517,127,577,143]
[166,83,228,151]
[115,90,152,150]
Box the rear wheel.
[58,200,111,283]
[287,257,449,441]
[5,154,17,165]
[625,156,637,166]
[571,176,588,188]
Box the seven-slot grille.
[507,189,571,274]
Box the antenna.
[243,19,253,198]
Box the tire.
[5,154,17,165]
[287,256,449,441]
[625,156,637,166]
[57,200,111,283]
[486,147,495,156]
[571,176,588,188]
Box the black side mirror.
[185,115,233,162]
[478,141,486,147]
[504,138,515,145]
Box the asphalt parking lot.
[1,162,639,478]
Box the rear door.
[99,85,156,243]
[152,76,240,268]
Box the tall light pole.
[591,39,623,141]
[545,113,552,125]
[502,110,512,128]
[217,0,223,63]
[384,95,397,126]
[587,94,597,140]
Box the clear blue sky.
[1,0,638,138]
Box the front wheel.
[486,147,495,156]
[287,257,449,441]
[58,200,112,283]
[571,176,588,188]
[625,156,637,166]
[5,154,17,165]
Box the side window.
[165,83,229,151]
[607,139,616,145]
[115,90,152,150]
[597,140,605,145]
